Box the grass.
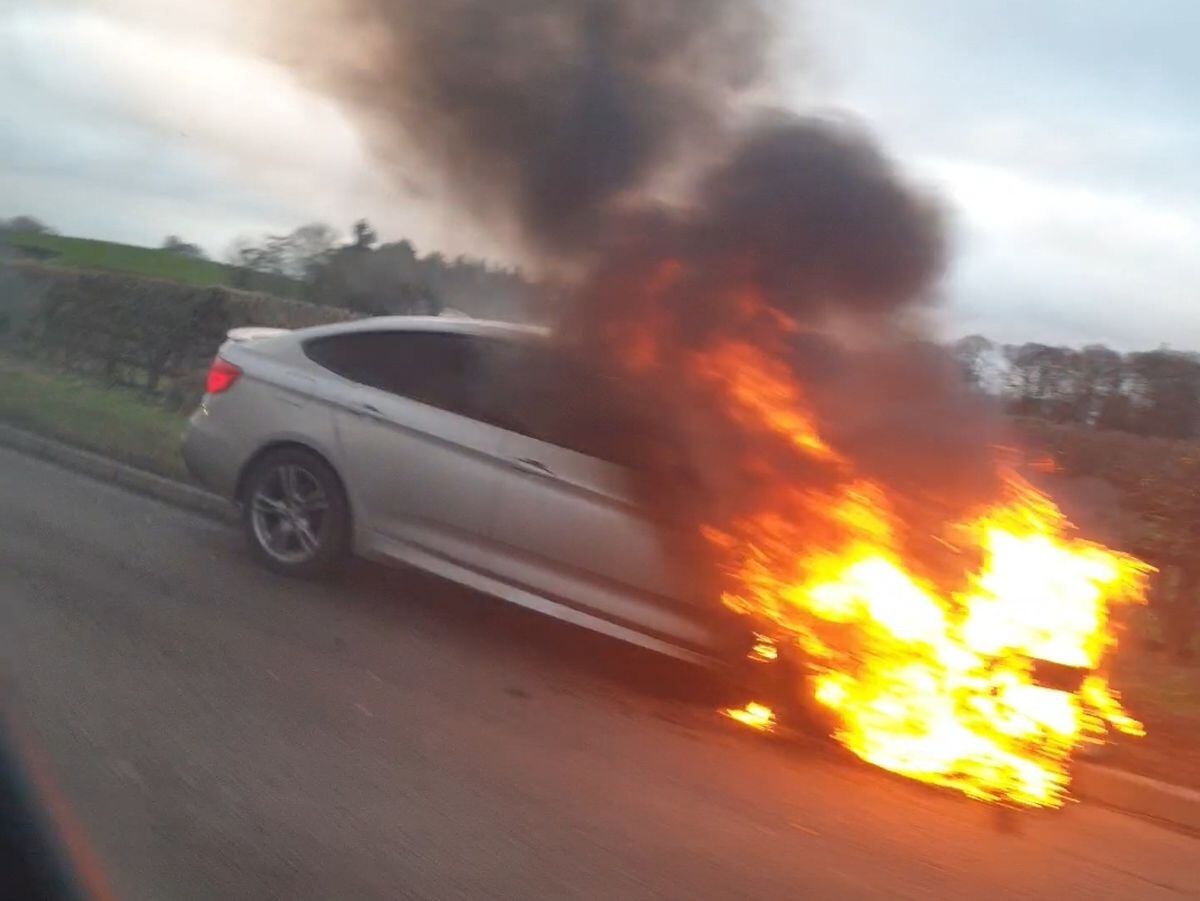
[4,231,237,286]
[0,351,188,480]
[2,231,304,297]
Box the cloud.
[2,0,1195,349]
[803,0,1200,348]
[922,157,1200,346]
[0,3,502,257]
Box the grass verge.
[0,351,188,480]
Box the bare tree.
[161,235,208,260]
[351,219,377,250]
[225,223,340,280]
[1125,350,1200,439]
[288,223,340,280]
[1,215,56,234]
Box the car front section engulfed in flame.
[717,475,1149,808]
[688,340,1151,809]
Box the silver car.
[182,317,753,668]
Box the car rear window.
[303,330,485,418]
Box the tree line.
[955,336,1200,440]
[2,213,544,323]
[223,219,544,321]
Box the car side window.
[304,331,683,470]
[474,341,675,469]
[303,331,483,418]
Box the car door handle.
[512,457,554,477]
[356,402,385,420]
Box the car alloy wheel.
[249,463,330,564]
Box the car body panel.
[332,380,512,574]
[486,429,715,651]
[183,338,341,499]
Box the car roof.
[294,315,550,343]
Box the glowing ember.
[748,634,779,662]
[696,341,1151,808]
[726,701,776,732]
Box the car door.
[477,346,718,654]
[302,329,511,571]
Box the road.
[1,444,1197,900]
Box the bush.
[1,260,356,403]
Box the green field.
[2,231,304,296]
[4,231,237,285]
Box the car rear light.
[205,357,242,395]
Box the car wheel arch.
[235,441,351,522]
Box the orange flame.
[691,337,1150,807]
[690,341,840,462]
[726,701,776,732]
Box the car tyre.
[241,447,351,578]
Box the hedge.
[0,260,356,407]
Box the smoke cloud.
[261,2,944,321]
[264,0,769,259]
[262,0,1006,581]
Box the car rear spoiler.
[225,326,291,344]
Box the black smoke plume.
[269,0,1006,578]
[272,0,768,257]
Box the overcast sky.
[2,1,1196,348]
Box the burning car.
[211,0,1155,811]
[184,310,1149,810]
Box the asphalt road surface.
[2,444,1197,900]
